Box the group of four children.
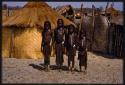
[41,19,87,73]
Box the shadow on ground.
[29,63,80,72]
[29,64,45,71]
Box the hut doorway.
[9,28,15,58]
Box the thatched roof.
[3,2,76,29]
[111,14,123,25]
[106,6,123,25]
[106,7,118,13]
[56,5,74,15]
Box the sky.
[2,2,123,11]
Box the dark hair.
[68,24,75,34]
[44,21,51,30]
[57,19,64,27]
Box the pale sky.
[2,2,123,11]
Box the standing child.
[42,21,52,71]
[66,24,76,71]
[54,19,65,72]
[78,29,87,73]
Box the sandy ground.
[2,52,123,84]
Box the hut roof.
[111,14,123,25]
[3,2,76,29]
[106,7,118,14]
[56,5,74,15]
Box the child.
[78,30,87,73]
[42,21,52,71]
[67,24,76,71]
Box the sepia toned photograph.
[2,1,124,84]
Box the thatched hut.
[107,14,124,57]
[106,6,119,17]
[81,5,118,54]
[80,3,123,57]
[56,5,75,21]
[2,2,76,59]
[81,12,110,53]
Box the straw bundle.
[2,2,76,59]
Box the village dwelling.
[55,5,75,21]
[2,2,76,59]
[79,3,124,58]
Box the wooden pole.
[92,5,95,29]
[91,4,95,51]
[117,26,122,57]
[105,2,109,14]
[119,28,122,57]
[81,3,83,15]
[79,3,84,36]
[114,25,118,57]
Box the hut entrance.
[9,28,14,58]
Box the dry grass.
[3,2,76,29]
[2,27,45,59]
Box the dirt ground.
[2,52,123,84]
